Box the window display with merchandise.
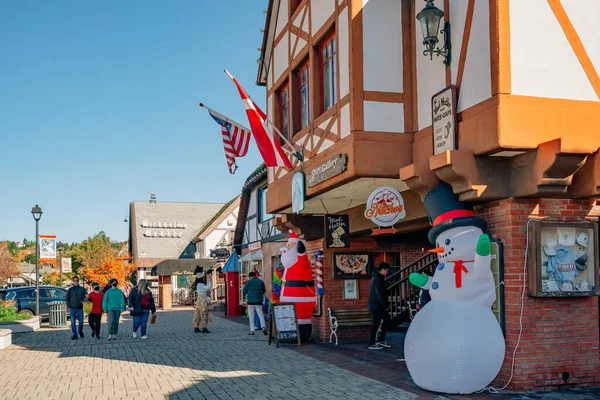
[527,220,599,297]
[239,259,263,305]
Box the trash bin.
[48,301,67,328]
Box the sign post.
[432,85,458,155]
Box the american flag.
[203,105,251,174]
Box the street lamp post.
[57,241,65,287]
[31,205,43,316]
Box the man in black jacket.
[368,263,392,350]
[65,276,88,340]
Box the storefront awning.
[238,252,254,262]
[150,258,215,276]
[250,250,264,259]
[221,252,239,273]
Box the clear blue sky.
[0,1,268,244]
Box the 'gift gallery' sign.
[432,85,457,155]
[307,154,347,187]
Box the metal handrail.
[385,252,438,321]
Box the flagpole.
[199,102,296,157]
[224,69,304,162]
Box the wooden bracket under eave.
[511,138,590,197]
[429,150,509,202]
[272,214,325,241]
[399,162,440,201]
[569,150,600,198]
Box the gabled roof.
[243,163,267,190]
[193,196,241,243]
[130,201,224,259]
[234,164,269,253]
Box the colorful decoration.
[315,250,324,295]
[271,263,284,305]
[404,183,505,394]
[280,230,317,342]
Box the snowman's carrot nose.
[429,247,445,253]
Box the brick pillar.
[158,275,172,310]
[475,198,600,391]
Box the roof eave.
[256,0,278,87]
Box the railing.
[172,285,226,306]
[385,252,438,324]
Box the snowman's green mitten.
[409,272,428,288]
[476,234,491,256]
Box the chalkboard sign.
[268,303,301,347]
[325,215,350,249]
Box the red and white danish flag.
[226,71,293,169]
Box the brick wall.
[306,238,431,343]
[474,198,600,391]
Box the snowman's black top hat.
[424,182,487,244]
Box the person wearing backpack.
[128,279,156,339]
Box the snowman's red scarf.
[452,260,473,288]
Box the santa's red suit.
[280,230,316,342]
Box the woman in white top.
[192,267,212,333]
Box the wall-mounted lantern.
[416,0,451,66]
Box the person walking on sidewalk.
[102,279,126,340]
[368,262,392,350]
[86,283,104,339]
[192,267,212,333]
[242,272,267,336]
[66,276,87,340]
[128,279,156,340]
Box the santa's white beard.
[281,247,298,268]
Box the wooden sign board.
[307,154,348,188]
[432,85,458,155]
[268,303,301,347]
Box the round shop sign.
[364,186,406,227]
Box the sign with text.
[248,241,262,252]
[269,303,301,347]
[40,235,57,266]
[325,215,350,249]
[364,187,406,227]
[61,257,72,273]
[432,85,458,155]
[307,154,347,187]
[292,172,305,214]
[210,248,230,259]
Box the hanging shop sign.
[292,171,305,214]
[432,85,458,155]
[61,257,72,273]
[248,241,262,252]
[325,215,350,249]
[364,186,406,227]
[210,248,230,259]
[40,235,57,266]
[307,154,348,187]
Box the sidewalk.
[225,312,600,400]
[0,308,422,400]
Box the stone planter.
[0,316,41,333]
[0,329,11,350]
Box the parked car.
[0,286,67,319]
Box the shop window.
[258,186,273,222]
[277,83,290,142]
[296,61,310,131]
[374,252,401,280]
[239,259,264,305]
[319,33,337,113]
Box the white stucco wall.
[510,0,599,101]
[362,0,403,93]
[275,0,288,37]
[338,7,350,98]
[272,33,289,86]
[340,103,350,138]
[364,101,404,133]
[311,0,336,37]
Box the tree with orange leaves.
[74,232,136,287]
[0,242,21,286]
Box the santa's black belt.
[282,280,315,287]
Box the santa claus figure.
[280,230,317,342]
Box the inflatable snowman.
[404,183,505,394]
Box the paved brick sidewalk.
[0,308,424,400]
